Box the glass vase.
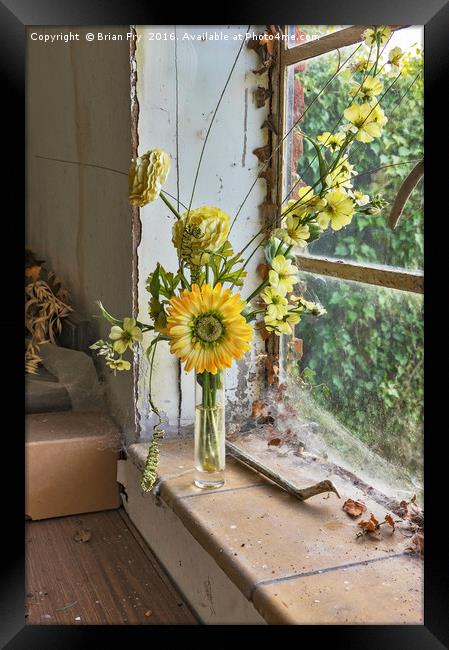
[194,369,225,489]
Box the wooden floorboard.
[25,509,199,625]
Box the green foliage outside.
[292,43,424,482]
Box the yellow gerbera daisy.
[166,283,253,374]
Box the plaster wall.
[135,25,269,436]
[26,26,135,439]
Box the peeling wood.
[253,144,271,163]
[282,25,405,67]
[242,88,248,168]
[254,86,272,108]
[130,26,142,440]
[296,254,423,294]
[261,114,278,135]
[259,201,278,220]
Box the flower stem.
[246,278,269,303]
[160,190,182,220]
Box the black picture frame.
[3,0,447,646]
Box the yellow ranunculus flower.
[344,103,384,143]
[317,189,355,231]
[128,149,171,207]
[268,255,299,296]
[109,317,143,354]
[166,283,253,374]
[261,287,289,320]
[350,76,384,101]
[363,26,391,47]
[172,206,230,266]
[317,131,346,151]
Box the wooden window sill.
[122,438,423,625]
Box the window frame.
[277,24,424,295]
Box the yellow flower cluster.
[343,102,388,143]
[274,187,325,249]
[263,255,300,335]
[129,149,171,207]
[262,255,326,336]
[363,26,391,47]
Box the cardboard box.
[26,411,121,520]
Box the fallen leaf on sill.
[251,400,270,419]
[405,532,424,556]
[342,498,367,518]
[268,437,282,447]
[384,513,395,530]
[73,529,91,543]
[357,513,379,533]
[397,495,424,528]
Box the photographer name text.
[30,30,318,44]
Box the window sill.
[122,438,423,625]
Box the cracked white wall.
[135,26,269,437]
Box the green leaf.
[302,133,328,188]
[97,301,123,327]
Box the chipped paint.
[135,26,269,436]
[242,87,248,167]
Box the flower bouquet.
[91,26,413,491]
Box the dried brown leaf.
[73,529,91,543]
[251,400,270,419]
[358,513,379,532]
[384,513,395,530]
[342,498,367,518]
[398,495,424,527]
[405,532,424,555]
[268,437,282,447]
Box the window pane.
[283,26,424,271]
[283,272,423,500]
